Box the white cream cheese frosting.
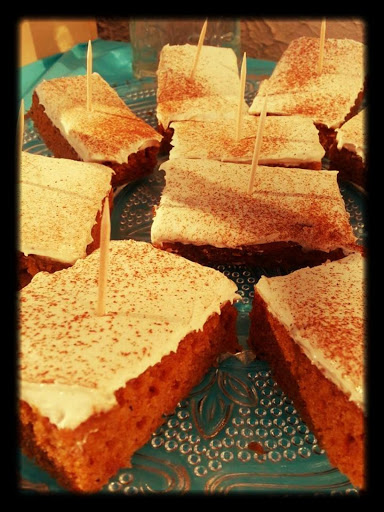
[35,73,162,164]
[336,108,366,161]
[169,115,325,165]
[254,253,366,410]
[151,158,356,253]
[19,151,113,264]
[249,37,366,129]
[156,44,247,129]
[19,239,240,429]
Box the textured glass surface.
[20,75,366,495]
[20,351,360,495]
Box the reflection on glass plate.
[103,352,357,496]
[20,76,366,495]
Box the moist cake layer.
[32,73,162,165]
[156,241,349,271]
[151,158,357,258]
[335,108,366,161]
[20,299,238,493]
[169,115,324,168]
[156,44,246,130]
[19,239,240,430]
[19,151,113,265]
[28,91,159,187]
[328,109,366,188]
[248,253,366,488]
[249,37,366,130]
[254,253,365,409]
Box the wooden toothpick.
[248,94,268,194]
[87,40,93,111]
[317,18,326,75]
[236,52,247,142]
[96,195,111,316]
[190,19,208,79]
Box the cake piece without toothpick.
[248,253,366,489]
[328,108,367,189]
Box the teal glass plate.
[19,351,360,496]
[20,73,366,496]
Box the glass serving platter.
[19,74,367,496]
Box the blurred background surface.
[19,17,365,66]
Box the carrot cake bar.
[249,37,366,150]
[19,239,240,493]
[156,44,247,151]
[248,253,366,489]
[169,115,325,169]
[27,72,163,187]
[151,158,359,270]
[328,108,367,189]
[18,151,113,289]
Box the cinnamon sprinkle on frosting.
[35,73,162,164]
[151,158,356,253]
[156,44,246,129]
[19,240,240,429]
[255,253,366,410]
[249,37,366,129]
[169,115,324,166]
[19,152,113,264]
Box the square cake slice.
[328,108,367,189]
[151,158,359,271]
[169,115,325,169]
[19,239,240,493]
[249,37,366,150]
[247,253,366,489]
[156,44,247,151]
[18,151,113,289]
[27,72,163,188]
